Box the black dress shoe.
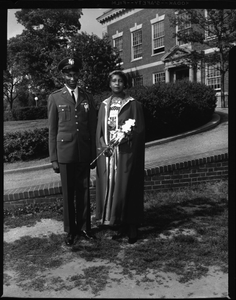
[65,233,75,246]
[127,224,138,244]
[80,230,97,240]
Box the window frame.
[153,72,166,84]
[150,14,165,56]
[205,63,221,90]
[133,75,143,87]
[130,23,143,61]
[113,36,123,62]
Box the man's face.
[62,70,79,90]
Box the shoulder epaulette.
[51,88,63,94]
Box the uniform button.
[76,122,78,124]
[75,109,77,111]
[77,129,79,131]
[61,139,64,142]
[75,115,77,118]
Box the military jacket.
[48,86,97,164]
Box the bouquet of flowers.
[90,118,136,166]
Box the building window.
[132,29,142,60]
[153,72,165,83]
[176,11,192,46]
[113,36,123,61]
[206,64,221,90]
[152,21,165,54]
[133,75,143,86]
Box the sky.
[7,8,109,39]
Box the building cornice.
[97,9,128,24]
[97,8,143,25]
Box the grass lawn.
[4,119,48,134]
[4,180,228,293]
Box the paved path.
[4,108,228,191]
[145,114,228,168]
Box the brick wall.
[144,153,228,192]
[107,8,175,69]
[4,153,228,210]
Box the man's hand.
[52,161,60,173]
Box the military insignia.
[68,58,74,65]
[83,102,89,112]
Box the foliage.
[5,9,122,111]
[5,9,83,110]
[128,80,216,141]
[66,32,122,94]
[168,8,236,107]
[4,110,14,122]
[4,198,64,219]
[11,106,48,121]
[4,128,48,162]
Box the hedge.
[4,128,48,162]
[5,106,48,121]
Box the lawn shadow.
[140,195,227,239]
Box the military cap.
[58,57,81,72]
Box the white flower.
[111,119,136,144]
[90,119,136,165]
[121,119,136,133]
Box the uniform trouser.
[59,162,91,234]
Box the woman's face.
[110,74,125,94]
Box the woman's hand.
[104,147,113,157]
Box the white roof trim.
[122,60,164,73]
[97,9,143,26]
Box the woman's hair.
[107,70,128,89]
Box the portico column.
[189,65,194,82]
[165,68,170,83]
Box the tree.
[6,8,83,109]
[6,9,121,108]
[67,32,122,94]
[169,9,236,107]
[3,45,31,110]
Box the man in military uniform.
[48,57,97,246]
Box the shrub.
[4,110,14,121]
[128,80,216,141]
[4,128,49,162]
[11,106,48,121]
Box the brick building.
[97,8,229,107]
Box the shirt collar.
[65,85,78,99]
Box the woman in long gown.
[95,70,145,244]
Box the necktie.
[71,90,76,103]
